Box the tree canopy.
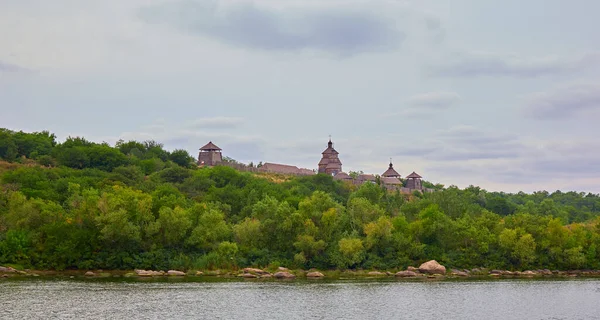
[1,128,599,271]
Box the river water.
[2,278,600,320]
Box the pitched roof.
[382,162,401,178]
[381,177,402,185]
[297,168,316,175]
[322,139,339,155]
[260,162,300,174]
[357,174,376,181]
[406,171,422,179]
[200,141,222,151]
[322,147,339,155]
[259,163,315,175]
[333,172,352,180]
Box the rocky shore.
[3,261,600,280]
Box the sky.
[1,0,600,193]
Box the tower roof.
[382,161,401,178]
[200,141,222,151]
[406,171,422,179]
[322,138,339,155]
[322,148,339,155]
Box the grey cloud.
[428,126,530,161]
[527,157,600,177]
[425,163,478,177]
[424,15,445,44]
[0,60,27,73]
[431,148,523,162]
[383,109,438,119]
[390,145,438,158]
[523,140,600,177]
[381,126,527,163]
[383,91,460,119]
[406,91,460,109]
[430,52,600,78]
[425,16,441,31]
[425,159,546,186]
[186,117,244,129]
[523,83,600,119]
[221,140,265,161]
[138,0,405,56]
[425,138,600,188]
[116,121,265,161]
[439,125,519,147]
[541,140,600,158]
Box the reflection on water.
[1,278,600,320]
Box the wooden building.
[259,162,315,175]
[318,138,342,175]
[381,160,401,179]
[405,171,423,190]
[381,176,403,190]
[333,172,353,182]
[198,141,223,167]
[380,160,402,190]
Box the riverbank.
[3,264,600,281]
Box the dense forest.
[1,128,600,272]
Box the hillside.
[1,128,600,271]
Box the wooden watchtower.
[406,171,423,190]
[198,141,222,166]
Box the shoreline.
[3,266,600,281]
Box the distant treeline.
[0,128,599,271]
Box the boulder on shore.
[418,260,446,275]
[84,271,95,277]
[367,271,386,276]
[278,267,289,272]
[395,271,417,277]
[306,271,325,278]
[0,266,16,273]
[240,273,258,278]
[450,269,469,277]
[167,270,186,276]
[407,266,419,272]
[274,271,296,279]
[135,269,162,276]
[243,268,270,275]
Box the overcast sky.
[2,0,600,193]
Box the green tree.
[335,237,365,268]
[169,149,194,168]
[187,208,231,251]
[157,206,192,247]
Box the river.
[2,278,600,319]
